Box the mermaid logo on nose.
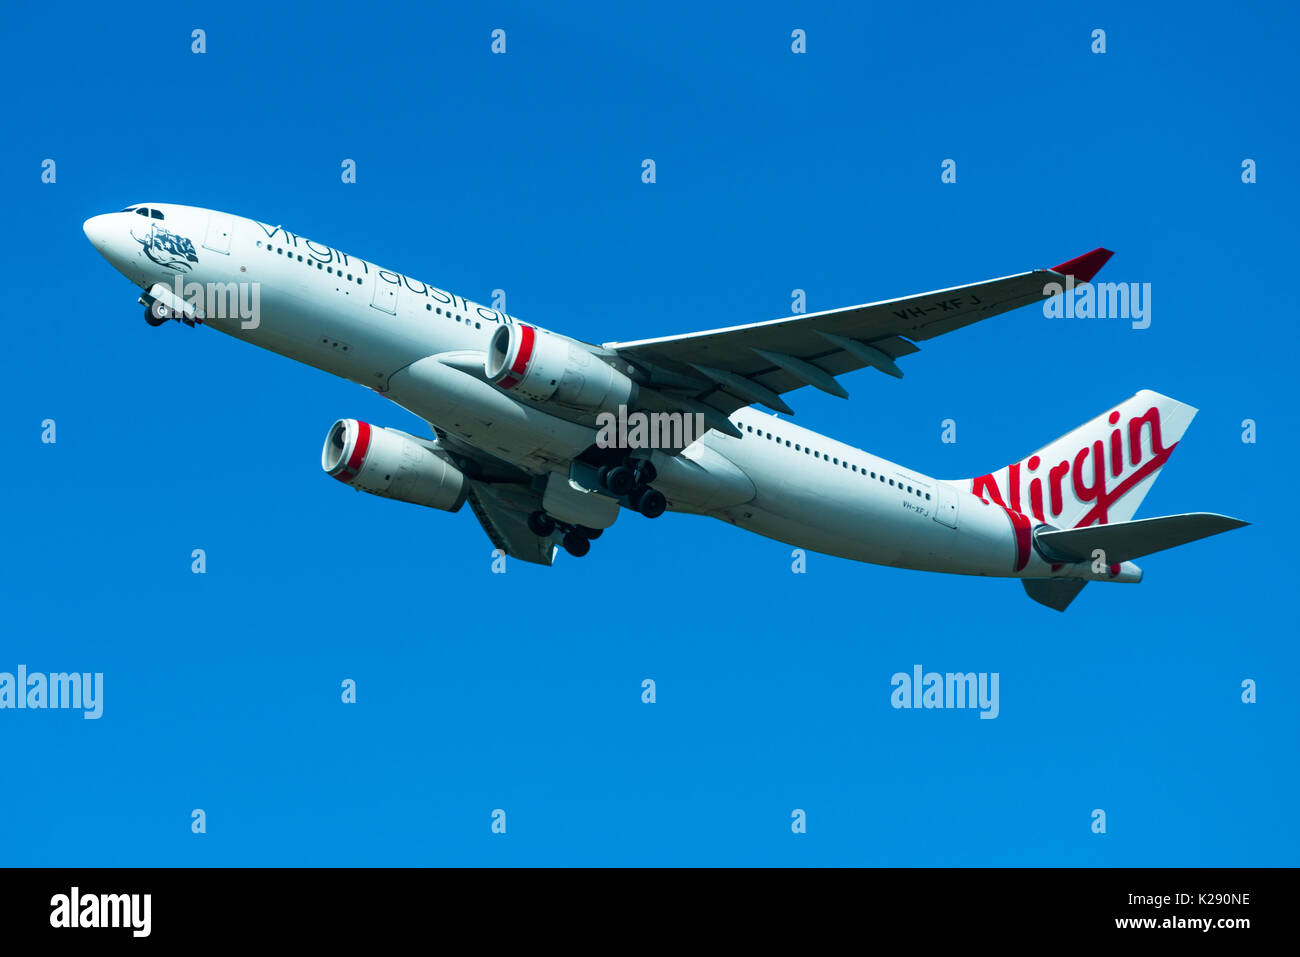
[131,223,199,272]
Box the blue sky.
[1,0,1295,865]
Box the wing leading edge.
[606,250,1114,419]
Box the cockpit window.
[150,209,164,220]
[136,208,149,217]
[120,206,138,213]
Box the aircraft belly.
[725,450,1020,575]
[386,355,595,472]
[650,441,756,511]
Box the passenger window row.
[425,302,481,329]
[258,240,364,284]
[737,422,931,501]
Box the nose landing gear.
[139,290,199,327]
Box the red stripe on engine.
[336,420,371,482]
[500,324,536,389]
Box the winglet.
[1050,247,1114,283]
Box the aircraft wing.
[605,249,1112,418]
[465,479,560,566]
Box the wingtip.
[1050,247,1114,283]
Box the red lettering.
[1049,460,1070,517]
[1128,406,1166,466]
[1029,477,1044,522]
[1072,441,1107,519]
[971,472,1005,506]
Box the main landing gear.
[597,460,666,519]
[527,511,604,558]
[528,459,666,559]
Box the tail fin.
[965,390,1198,529]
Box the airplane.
[83,203,1247,610]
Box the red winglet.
[1050,248,1114,283]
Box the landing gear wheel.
[637,489,667,519]
[562,531,591,557]
[627,486,646,510]
[633,461,657,485]
[575,525,603,540]
[527,510,556,537]
[603,465,635,496]
[144,304,169,327]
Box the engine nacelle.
[485,323,637,412]
[321,419,468,512]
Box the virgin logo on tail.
[971,405,1177,529]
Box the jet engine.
[322,419,468,512]
[485,323,637,412]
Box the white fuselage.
[83,203,1123,582]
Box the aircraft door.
[202,211,234,255]
[371,274,398,314]
[934,482,959,528]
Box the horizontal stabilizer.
[1035,512,1248,566]
[1023,578,1088,612]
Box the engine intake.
[485,323,637,412]
[322,419,468,512]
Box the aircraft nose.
[83,214,112,251]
